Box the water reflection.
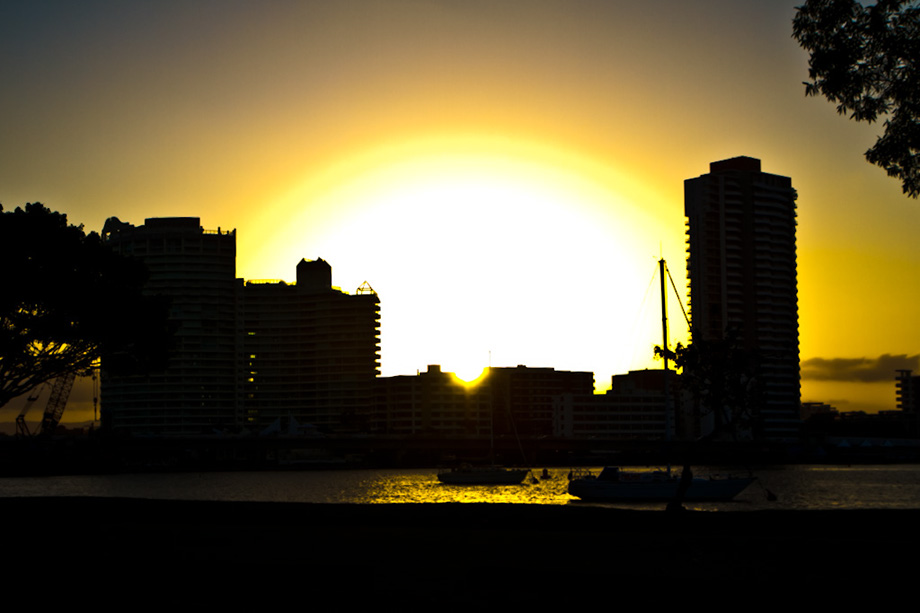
[3,465,920,510]
[358,469,573,504]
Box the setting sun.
[237,135,688,389]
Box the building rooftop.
[710,156,761,173]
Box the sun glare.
[451,367,489,387]
[238,134,686,389]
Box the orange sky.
[2,1,919,425]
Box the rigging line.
[665,261,690,330]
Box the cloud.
[801,354,920,382]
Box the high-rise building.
[101,217,239,434]
[241,258,380,432]
[373,365,490,435]
[684,156,800,439]
[373,365,593,437]
[896,369,920,413]
[101,218,380,435]
[487,366,594,437]
[553,369,685,440]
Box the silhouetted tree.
[656,334,763,511]
[663,336,762,439]
[793,0,920,197]
[0,203,171,408]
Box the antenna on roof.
[356,281,376,295]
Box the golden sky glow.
[240,134,681,383]
[2,1,919,423]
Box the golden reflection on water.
[5,465,920,509]
[335,464,920,509]
[355,468,575,504]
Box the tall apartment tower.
[684,156,800,439]
[101,215,381,436]
[241,258,381,432]
[896,370,920,413]
[101,217,239,434]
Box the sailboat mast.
[659,258,673,461]
[660,258,669,374]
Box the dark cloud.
[801,354,920,382]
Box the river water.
[2,464,920,510]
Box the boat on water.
[566,258,756,504]
[567,466,755,502]
[437,465,531,485]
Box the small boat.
[437,465,531,485]
[567,466,754,502]
[565,259,756,504]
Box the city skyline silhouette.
[5,5,920,595]
[2,1,919,427]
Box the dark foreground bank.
[6,497,918,598]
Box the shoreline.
[6,434,920,477]
[7,497,918,589]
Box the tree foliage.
[655,335,764,510]
[656,334,762,440]
[793,0,920,197]
[0,203,171,408]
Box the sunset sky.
[2,1,919,424]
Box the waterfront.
[7,465,920,597]
[4,464,920,510]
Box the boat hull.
[568,471,754,502]
[438,467,530,485]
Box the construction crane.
[15,372,77,437]
[15,388,45,437]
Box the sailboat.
[567,465,754,502]
[567,258,755,502]
[437,464,531,485]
